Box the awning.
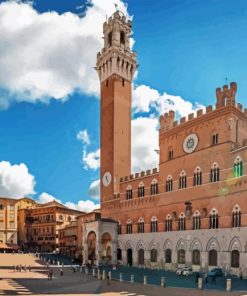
[7,244,19,250]
[0,243,10,249]
[0,243,19,250]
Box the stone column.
[111,240,117,265]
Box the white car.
[182,267,193,276]
[175,268,183,275]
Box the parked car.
[175,267,184,275]
[207,268,223,277]
[182,267,193,276]
[176,267,193,276]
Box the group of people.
[14,265,31,272]
[47,268,63,280]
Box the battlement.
[159,82,246,134]
[216,81,237,108]
[103,11,132,31]
[96,11,137,83]
[120,168,158,183]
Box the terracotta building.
[19,200,83,252]
[0,197,19,251]
[85,11,247,275]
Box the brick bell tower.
[96,11,137,206]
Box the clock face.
[102,172,112,187]
[183,133,198,154]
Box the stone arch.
[163,239,173,251]
[136,239,145,250]
[228,236,242,252]
[206,237,220,251]
[117,241,123,250]
[176,238,187,251]
[125,240,133,250]
[190,237,203,251]
[87,231,97,263]
[148,240,158,251]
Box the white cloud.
[88,179,100,200]
[82,148,100,170]
[133,84,205,118]
[77,129,90,145]
[65,200,100,213]
[38,192,100,213]
[131,117,159,173]
[0,0,129,108]
[0,161,35,198]
[37,192,61,204]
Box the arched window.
[233,156,243,178]
[126,219,132,234]
[166,175,173,192]
[178,213,186,231]
[168,148,173,160]
[165,249,172,263]
[192,249,200,265]
[165,214,172,232]
[138,218,145,233]
[138,182,145,198]
[178,249,185,264]
[126,185,133,200]
[118,221,122,235]
[232,205,241,228]
[209,209,219,229]
[150,179,158,195]
[150,249,157,262]
[231,250,240,268]
[209,249,217,266]
[120,31,125,45]
[210,163,220,182]
[150,216,158,232]
[179,171,187,189]
[193,167,202,186]
[212,132,218,145]
[108,32,112,47]
[193,211,201,230]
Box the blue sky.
[0,0,247,211]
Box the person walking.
[60,268,63,276]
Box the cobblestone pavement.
[0,268,247,296]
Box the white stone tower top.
[96,11,137,82]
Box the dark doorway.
[117,248,122,261]
[138,249,144,265]
[127,248,132,266]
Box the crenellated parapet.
[95,11,137,83]
[216,82,237,108]
[159,82,246,134]
[120,168,158,183]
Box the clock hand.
[106,176,108,182]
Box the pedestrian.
[47,269,50,280]
[107,274,110,285]
[211,275,216,284]
[196,272,199,283]
[60,268,63,276]
[239,268,243,280]
[50,269,53,280]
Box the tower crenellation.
[216,81,237,108]
[96,11,137,83]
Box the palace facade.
[84,10,247,275]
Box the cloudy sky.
[0,0,247,212]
